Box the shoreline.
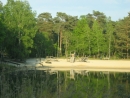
[34,59,130,72]
[4,58,130,72]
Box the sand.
[34,59,130,72]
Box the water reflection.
[0,68,130,98]
[52,70,130,98]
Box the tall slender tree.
[106,17,115,59]
[72,17,91,56]
[91,20,104,57]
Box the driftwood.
[80,57,88,62]
[103,57,109,60]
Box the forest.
[0,0,130,61]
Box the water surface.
[0,68,130,98]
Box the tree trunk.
[126,30,129,59]
[59,31,62,56]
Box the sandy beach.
[33,58,130,72]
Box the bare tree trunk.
[59,31,62,56]
[57,31,59,57]
[65,38,68,58]
[126,30,129,59]
[108,31,111,59]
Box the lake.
[0,67,130,98]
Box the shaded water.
[0,68,130,98]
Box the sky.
[1,0,130,21]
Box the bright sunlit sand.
[33,58,130,72]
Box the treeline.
[0,0,130,60]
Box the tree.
[86,13,94,29]
[0,1,6,60]
[93,10,106,28]
[115,13,130,59]
[62,15,78,57]
[56,12,67,56]
[72,17,91,56]
[37,12,53,33]
[106,17,115,59]
[0,1,5,45]
[91,20,104,57]
[32,31,56,58]
[36,12,57,57]
[3,0,36,60]
[53,12,78,57]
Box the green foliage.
[0,0,130,59]
[31,32,56,57]
[91,20,106,56]
[2,0,36,60]
[37,12,53,33]
[0,2,5,45]
[115,15,130,58]
[71,17,91,55]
